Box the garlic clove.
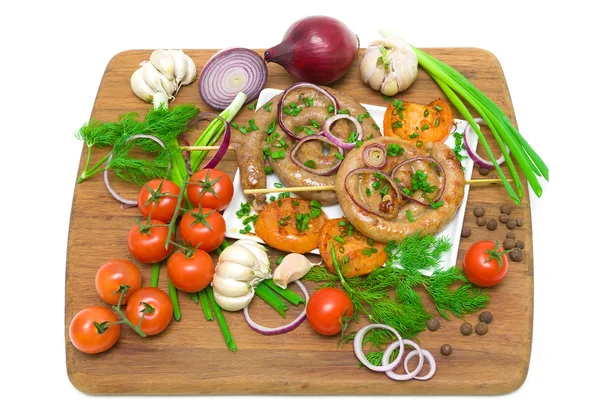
[380,74,399,96]
[150,50,175,81]
[169,49,188,86]
[218,245,257,269]
[212,286,255,311]
[367,66,386,92]
[158,72,176,98]
[180,53,197,86]
[215,261,258,283]
[359,47,380,84]
[233,241,270,276]
[272,253,314,289]
[130,67,156,103]
[141,61,167,95]
[212,273,252,297]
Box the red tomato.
[69,306,120,354]
[95,260,142,305]
[167,249,215,293]
[128,219,174,263]
[463,240,510,287]
[187,169,234,211]
[137,179,181,223]
[125,287,173,336]
[179,207,226,252]
[306,287,354,336]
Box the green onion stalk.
[379,29,548,204]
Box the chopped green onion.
[406,209,414,222]
[434,105,443,111]
[265,166,273,175]
[424,109,430,117]
[334,152,344,160]
[434,118,440,127]
[392,121,403,129]
[334,236,345,244]
[421,124,429,131]
[304,97,314,107]
[304,160,316,169]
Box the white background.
[2,1,597,417]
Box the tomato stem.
[109,288,147,337]
[484,240,512,270]
[166,179,189,250]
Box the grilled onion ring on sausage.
[334,137,465,243]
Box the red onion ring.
[362,143,387,169]
[404,349,436,381]
[464,117,508,169]
[391,157,446,206]
[277,82,339,140]
[382,339,424,381]
[103,134,169,206]
[353,324,405,373]
[243,280,309,336]
[186,112,231,172]
[198,48,267,110]
[344,168,402,220]
[290,135,343,176]
[323,114,364,150]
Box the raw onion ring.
[362,143,386,169]
[198,48,267,110]
[464,117,508,169]
[290,135,343,176]
[323,114,363,150]
[344,168,402,220]
[404,349,436,381]
[243,280,309,336]
[353,324,404,373]
[382,339,424,381]
[104,134,169,206]
[277,82,339,140]
[391,157,446,206]
[185,112,231,172]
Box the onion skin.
[264,16,359,85]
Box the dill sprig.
[304,232,489,366]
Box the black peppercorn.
[478,167,490,176]
[500,204,512,215]
[476,217,487,226]
[427,318,441,331]
[499,213,509,223]
[515,240,525,249]
[486,219,497,230]
[516,218,524,227]
[510,247,524,262]
[460,323,473,335]
[506,219,517,229]
[503,239,516,250]
[474,206,485,217]
[479,311,493,323]
[461,226,472,238]
[475,322,488,335]
[506,231,515,239]
[440,344,453,355]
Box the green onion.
[434,118,440,127]
[334,236,345,244]
[265,166,273,175]
[206,286,236,352]
[392,121,403,129]
[334,152,344,160]
[338,220,347,226]
[198,289,214,321]
[264,101,272,112]
[304,97,314,107]
[406,209,414,222]
[151,262,160,287]
[424,109,430,117]
[255,283,288,318]
[167,279,181,321]
[276,256,284,265]
[304,160,316,169]
[328,105,334,113]
[421,124,429,131]
[264,279,305,306]
[434,105,443,111]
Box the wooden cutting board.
[65,48,533,395]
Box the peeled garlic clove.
[212,273,251,297]
[213,287,255,311]
[150,49,175,81]
[169,49,187,86]
[141,61,167,94]
[130,67,156,103]
[272,253,314,289]
[215,261,257,283]
[218,245,257,269]
[180,54,197,86]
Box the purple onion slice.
[290,135,343,176]
[391,157,446,206]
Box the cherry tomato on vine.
[179,207,226,252]
[187,169,234,211]
[128,219,174,264]
[463,240,510,287]
[69,306,120,354]
[125,287,173,336]
[137,179,181,223]
[95,260,142,305]
[306,287,354,336]
[167,248,215,293]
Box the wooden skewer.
[180,146,234,151]
[244,178,512,195]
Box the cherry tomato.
[137,179,181,223]
[167,249,215,293]
[306,287,354,336]
[125,287,173,336]
[187,169,234,211]
[128,219,174,264]
[179,207,226,252]
[95,260,142,305]
[69,306,120,354]
[463,240,510,287]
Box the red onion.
[404,349,436,380]
[264,16,359,85]
[362,143,387,169]
[344,168,402,220]
[464,117,508,169]
[277,82,339,140]
[353,324,404,373]
[290,135,343,176]
[104,134,169,206]
[186,112,231,172]
[243,280,309,336]
[391,157,446,206]
[198,48,267,110]
[323,114,363,150]
[382,339,424,381]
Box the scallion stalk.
[198,289,214,321]
[151,262,160,287]
[168,278,181,321]
[263,278,306,305]
[206,286,237,352]
[255,283,288,317]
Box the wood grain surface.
[65,48,533,395]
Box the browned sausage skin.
[335,137,465,243]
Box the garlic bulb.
[359,32,418,96]
[212,241,271,311]
[272,253,314,289]
[130,49,197,108]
